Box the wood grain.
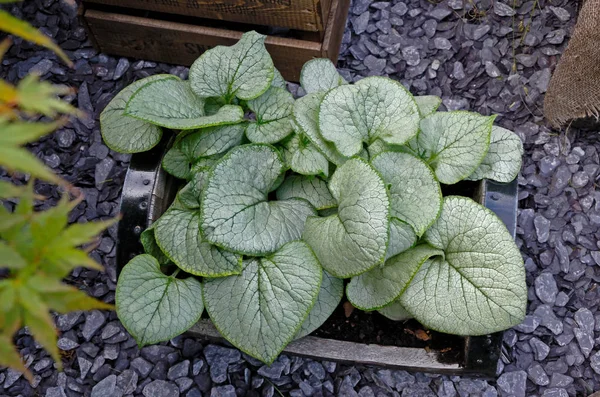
[81,0,330,32]
[82,0,349,81]
[188,320,465,374]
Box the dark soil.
[312,300,465,365]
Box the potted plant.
[101,31,526,376]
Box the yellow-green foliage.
[0,6,116,381]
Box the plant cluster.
[1,7,115,380]
[103,31,527,364]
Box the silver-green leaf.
[300,58,346,94]
[276,175,336,210]
[466,126,523,183]
[293,93,347,165]
[400,196,527,335]
[124,78,206,129]
[178,124,245,158]
[318,77,420,157]
[346,244,443,310]
[414,95,442,117]
[140,225,170,265]
[190,31,274,101]
[386,218,417,261]
[245,87,294,144]
[177,170,209,209]
[125,77,243,130]
[154,208,242,277]
[271,68,286,89]
[201,145,316,255]
[162,147,192,180]
[303,158,390,278]
[284,134,329,177]
[371,151,442,237]
[203,241,322,364]
[378,300,413,321]
[100,74,176,153]
[116,254,204,346]
[295,270,344,339]
[416,111,494,184]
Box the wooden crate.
[81,0,331,32]
[81,0,349,82]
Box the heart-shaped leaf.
[190,31,274,102]
[125,78,244,130]
[203,241,321,364]
[378,299,412,321]
[154,208,242,277]
[386,218,416,261]
[318,77,420,157]
[283,134,329,177]
[162,146,192,180]
[371,151,442,237]
[100,74,176,153]
[414,95,442,117]
[140,224,169,265]
[416,112,494,184]
[346,244,443,310]
[400,196,527,335]
[178,124,245,159]
[295,270,344,339]
[116,254,204,346]
[466,126,523,183]
[177,170,209,209]
[300,58,346,94]
[303,158,389,278]
[276,175,336,210]
[293,93,347,165]
[245,87,294,144]
[201,144,316,255]
[271,68,286,89]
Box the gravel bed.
[0,0,594,395]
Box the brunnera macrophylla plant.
[101,31,527,364]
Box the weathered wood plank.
[321,0,349,60]
[82,0,330,32]
[83,8,324,81]
[188,320,463,374]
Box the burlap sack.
[544,0,600,127]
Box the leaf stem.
[171,268,180,278]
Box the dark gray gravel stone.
[496,370,527,397]
[143,380,180,397]
[534,215,551,243]
[168,360,190,380]
[494,1,516,16]
[548,6,570,22]
[78,357,92,379]
[364,55,386,73]
[113,57,129,80]
[534,272,558,304]
[91,374,121,397]
[542,388,569,397]
[434,37,452,50]
[527,363,549,386]
[30,59,53,75]
[529,337,550,361]
[82,310,106,341]
[57,337,79,351]
[549,373,573,388]
[131,357,153,378]
[210,384,236,397]
[534,304,563,335]
[117,369,138,394]
[46,386,67,397]
[203,344,241,384]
